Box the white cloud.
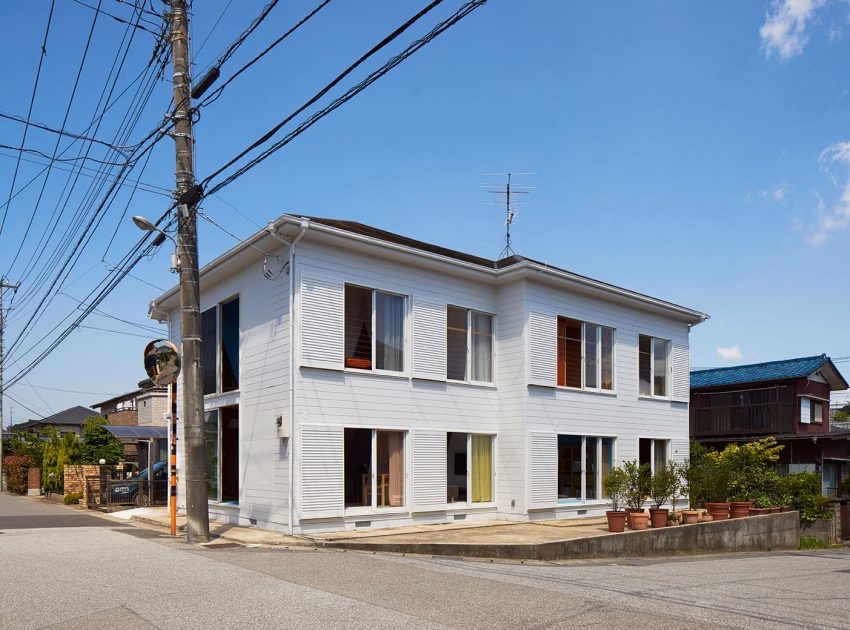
[802,141,850,245]
[757,183,792,204]
[716,346,743,360]
[760,0,828,60]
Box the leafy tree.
[603,467,628,512]
[3,429,48,466]
[650,462,678,509]
[79,416,123,465]
[623,460,651,510]
[40,428,82,493]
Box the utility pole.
[169,0,209,542]
[0,278,20,492]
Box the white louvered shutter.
[300,425,344,519]
[413,299,447,381]
[528,310,557,387]
[412,430,447,512]
[300,274,344,370]
[528,432,557,508]
[671,437,690,465]
[671,341,690,402]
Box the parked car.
[110,461,168,505]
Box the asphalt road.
[1,493,848,629]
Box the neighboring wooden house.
[9,405,101,437]
[149,215,707,533]
[690,355,850,497]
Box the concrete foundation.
[319,512,801,561]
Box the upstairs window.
[447,306,494,383]
[801,398,823,424]
[557,317,614,391]
[639,335,669,397]
[344,285,405,373]
[201,296,240,396]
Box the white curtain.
[376,292,404,371]
[471,313,493,382]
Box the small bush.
[63,492,84,505]
[800,536,833,550]
[2,455,35,494]
[780,472,832,522]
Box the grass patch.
[800,536,833,550]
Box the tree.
[623,460,651,510]
[3,429,48,467]
[40,428,82,493]
[79,416,123,465]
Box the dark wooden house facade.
[690,355,850,497]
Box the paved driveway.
[1,494,848,629]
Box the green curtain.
[471,434,492,503]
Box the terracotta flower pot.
[682,509,701,525]
[649,508,669,528]
[666,519,679,526]
[705,502,731,521]
[748,507,770,516]
[630,512,650,530]
[730,501,754,519]
[780,505,791,513]
[769,507,781,514]
[606,510,627,533]
[624,507,644,529]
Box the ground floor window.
[344,428,406,509]
[204,405,239,503]
[446,432,493,504]
[558,435,614,503]
[639,438,669,474]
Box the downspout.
[268,219,309,535]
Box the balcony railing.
[690,385,796,437]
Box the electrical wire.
[0,0,56,236]
[70,0,162,33]
[4,392,47,420]
[204,0,488,196]
[0,112,132,155]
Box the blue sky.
[1,0,849,419]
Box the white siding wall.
[292,240,501,530]
[167,243,292,530]
[523,280,691,511]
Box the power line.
[59,291,165,334]
[198,0,333,110]
[203,0,447,187]
[18,383,115,396]
[4,392,46,421]
[70,0,162,34]
[0,0,57,236]
[204,0,488,196]
[0,112,131,154]
[78,324,157,339]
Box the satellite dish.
[144,339,181,386]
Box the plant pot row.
[704,501,790,520]
[607,508,702,532]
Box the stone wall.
[64,465,105,505]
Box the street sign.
[143,339,181,387]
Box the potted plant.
[649,463,678,528]
[603,467,628,532]
[623,460,651,529]
[729,493,754,519]
[701,451,731,520]
[666,512,681,526]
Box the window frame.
[344,284,408,376]
[446,432,496,507]
[202,294,241,398]
[638,334,671,399]
[556,434,617,505]
[638,437,671,474]
[446,305,495,385]
[556,317,616,393]
[343,427,408,513]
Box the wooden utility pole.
[0,278,20,492]
[169,0,209,542]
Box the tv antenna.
[481,172,536,259]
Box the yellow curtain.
[387,431,404,507]
[471,434,492,503]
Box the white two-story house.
[148,215,708,533]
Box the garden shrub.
[780,472,832,522]
[79,417,123,465]
[63,492,84,505]
[2,455,35,494]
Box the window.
[557,317,615,391]
[344,428,406,509]
[446,306,494,383]
[204,406,239,503]
[447,432,493,504]
[344,285,405,373]
[557,435,614,503]
[638,335,670,397]
[201,297,240,396]
[639,438,669,474]
[801,398,823,424]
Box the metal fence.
[86,475,167,510]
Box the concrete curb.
[316,512,801,561]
